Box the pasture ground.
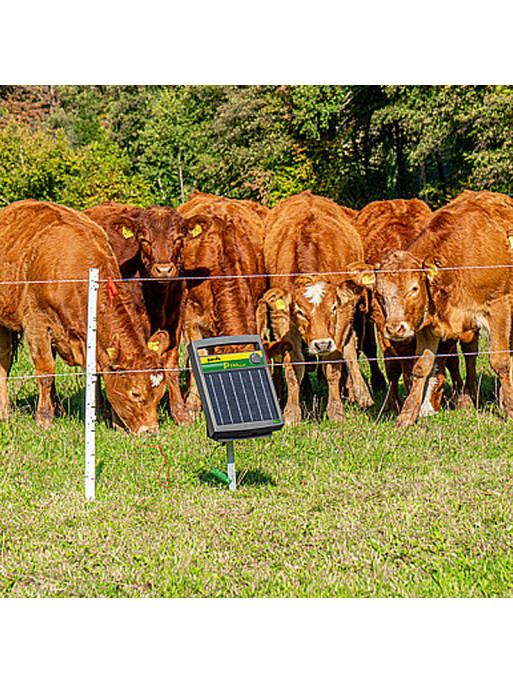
[1,341,512,598]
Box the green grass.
[1,341,512,597]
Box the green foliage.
[4,84,513,212]
[0,121,155,209]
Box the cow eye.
[140,238,151,253]
[409,285,420,296]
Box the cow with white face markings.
[258,191,374,425]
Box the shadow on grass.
[197,467,276,488]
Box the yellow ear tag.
[275,298,286,311]
[361,273,375,286]
[147,340,159,352]
[106,347,117,360]
[509,236,513,249]
[121,226,134,239]
[191,224,202,238]
[428,265,438,279]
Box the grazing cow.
[0,200,170,434]
[84,201,193,422]
[178,193,267,421]
[259,191,374,425]
[370,190,513,427]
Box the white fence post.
[85,268,99,501]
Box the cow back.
[264,191,364,289]
[179,194,266,337]
[352,198,432,266]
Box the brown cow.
[353,198,479,416]
[0,200,170,433]
[178,193,267,421]
[352,199,437,411]
[371,190,513,427]
[259,191,374,425]
[84,201,193,422]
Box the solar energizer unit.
[188,335,284,491]
[188,335,284,442]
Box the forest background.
[1,84,512,212]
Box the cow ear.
[187,214,212,239]
[423,256,445,282]
[264,288,291,311]
[147,330,171,357]
[345,261,376,289]
[113,216,139,242]
[256,288,290,337]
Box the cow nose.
[135,423,159,436]
[385,322,408,338]
[151,263,176,278]
[311,338,336,354]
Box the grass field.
[1,340,512,598]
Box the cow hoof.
[182,408,201,424]
[326,405,345,422]
[395,411,416,428]
[36,414,53,430]
[283,406,302,426]
[356,395,375,409]
[175,411,196,426]
[419,401,436,418]
[457,395,474,410]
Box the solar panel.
[188,335,284,442]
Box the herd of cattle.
[0,188,512,435]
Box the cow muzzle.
[151,263,177,279]
[309,338,336,355]
[135,423,159,436]
[384,321,414,341]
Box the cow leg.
[361,317,387,392]
[0,326,14,421]
[182,314,203,423]
[487,302,513,419]
[461,333,479,408]
[324,354,345,422]
[342,330,374,409]
[183,361,202,423]
[282,335,304,426]
[396,329,439,428]
[272,359,285,404]
[25,324,57,429]
[165,346,192,425]
[382,355,403,414]
[419,359,446,416]
[343,366,356,403]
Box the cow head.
[134,206,191,280]
[374,250,442,341]
[291,271,371,355]
[257,266,371,356]
[102,330,170,434]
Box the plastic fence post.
[85,268,99,501]
[226,441,236,491]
